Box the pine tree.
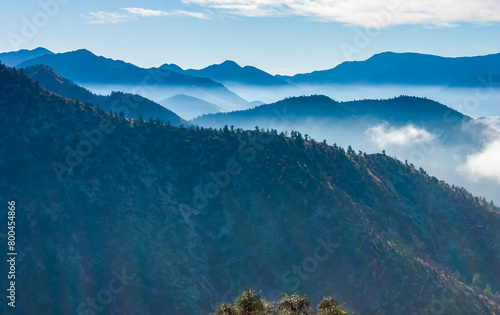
[236,289,264,315]
[317,297,348,315]
[278,293,313,315]
[214,303,238,315]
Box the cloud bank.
[459,118,500,184]
[460,139,500,183]
[366,123,435,148]
[183,0,500,27]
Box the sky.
[1,0,500,75]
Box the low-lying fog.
[80,82,500,118]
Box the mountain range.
[160,60,290,86]
[1,62,500,315]
[14,55,500,202]
[9,50,499,201]
[13,49,249,110]
[281,51,500,86]
[4,48,500,100]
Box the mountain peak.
[0,47,53,55]
[69,48,96,56]
[218,60,241,69]
[32,47,53,53]
[0,47,54,67]
[159,63,184,73]
[187,59,289,86]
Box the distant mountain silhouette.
[18,49,215,86]
[160,94,223,120]
[286,52,500,86]
[1,63,500,315]
[0,47,53,67]
[159,63,184,73]
[16,49,249,109]
[23,64,187,126]
[160,60,290,86]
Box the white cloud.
[459,118,500,183]
[366,123,435,147]
[121,8,209,19]
[83,7,208,24]
[183,0,500,28]
[174,10,209,19]
[459,139,500,183]
[122,8,170,17]
[83,11,133,24]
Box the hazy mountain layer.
[23,64,187,126]
[160,94,224,120]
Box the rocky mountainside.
[1,64,500,315]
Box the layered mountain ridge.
[23,64,187,125]
[14,49,249,110]
[1,63,500,315]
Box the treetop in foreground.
[214,289,350,315]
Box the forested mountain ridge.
[1,63,499,315]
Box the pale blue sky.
[1,0,500,75]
